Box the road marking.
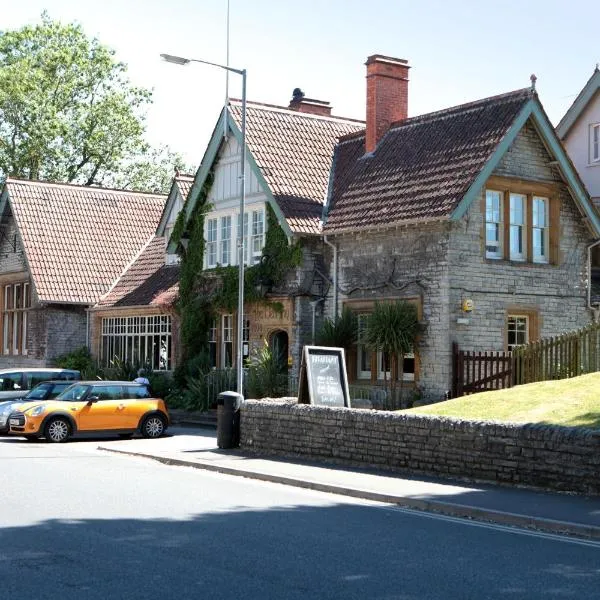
[382,505,600,548]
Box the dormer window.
[592,123,600,163]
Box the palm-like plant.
[364,301,419,401]
[316,306,358,354]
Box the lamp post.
[161,53,247,398]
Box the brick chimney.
[365,55,410,153]
[288,88,332,117]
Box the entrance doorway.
[269,330,289,372]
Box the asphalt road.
[1,431,599,600]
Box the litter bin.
[217,391,242,449]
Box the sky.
[3,0,599,168]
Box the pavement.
[97,425,600,541]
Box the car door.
[77,385,126,431]
[120,384,152,429]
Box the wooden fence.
[512,321,600,385]
[453,321,600,397]
[452,343,512,397]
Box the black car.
[0,380,75,434]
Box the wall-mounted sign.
[298,346,351,408]
[462,298,474,312]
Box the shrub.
[246,341,288,399]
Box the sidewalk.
[98,426,600,540]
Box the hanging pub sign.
[298,346,351,408]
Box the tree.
[0,13,186,192]
[364,300,420,406]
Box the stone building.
[166,95,363,377]
[0,179,165,368]
[323,55,600,402]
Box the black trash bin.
[217,391,242,449]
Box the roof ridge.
[389,87,531,130]
[229,98,364,126]
[336,88,532,144]
[5,177,167,198]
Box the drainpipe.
[309,298,325,344]
[587,239,600,319]
[86,308,90,348]
[323,235,338,319]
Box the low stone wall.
[240,399,600,495]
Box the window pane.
[485,190,502,258]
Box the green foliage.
[103,355,141,381]
[176,195,302,380]
[364,301,420,390]
[54,346,94,374]
[246,341,288,399]
[316,307,358,352]
[148,372,173,399]
[0,13,187,191]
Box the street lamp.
[161,52,247,398]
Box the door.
[76,385,126,431]
[119,384,152,429]
[269,330,289,372]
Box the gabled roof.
[324,88,600,236]
[178,100,364,242]
[556,66,600,139]
[0,179,166,304]
[156,173,195,236]
[96,237,179,308]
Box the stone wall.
[241,400,600,495]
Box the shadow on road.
[1,502,599,600]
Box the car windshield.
[24,383,54,400]
[55,384,91,402]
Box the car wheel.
[141,415,165,439]
[44,417,71,443]
[24,435,39,442]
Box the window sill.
[484,257,554,267]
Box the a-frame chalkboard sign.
[298,346,351,408]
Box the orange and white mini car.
[9,381,169,443]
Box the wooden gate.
[452,342,513,398]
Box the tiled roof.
[228,100,364,234]
[4,179,166,304]
[98,237,179,308]
[175,173,194,201]
[324,89,532,233]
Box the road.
[1,430,599,600]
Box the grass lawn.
[405,372,600,430]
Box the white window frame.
[206,218,218,267]
[221,314,233,368]
[507,315,529,351]
[209,319,218,369]
[251,209,265,264]
[591,123,600,163]
[485,190,503,259]
[509,193,526,261]
[357,314,372,379]
[532,196,549,264]
[100,315,172,370]
[220,215,232,265]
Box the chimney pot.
[365,54,410,153]
[289,89,332,117]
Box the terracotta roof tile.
[228,101,364,235]
[98,237,179,308]
[324,88,532,233]
[4,179,166,304]
[175,174,194,201]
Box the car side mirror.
[87,395,100,404]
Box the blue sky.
[4,1,599,168]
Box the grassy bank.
[406,372,600,429]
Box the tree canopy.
[0,13,188,193]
